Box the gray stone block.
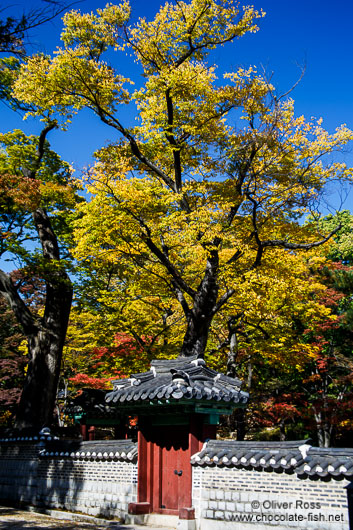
[200,500,209,511]
[216,490,224,500]
[224,511,233,521]
[232,491,240,501]
[224,491,232,501]
[214,510,224,520]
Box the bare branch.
[0,1,80,56]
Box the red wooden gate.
[135,419,204,515]
[159,425,190,513]
[129,415,216,517]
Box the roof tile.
[105,356,248,407]
[191,439,353,479]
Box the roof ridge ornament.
[171,369,190,386]
[191,357,206,367]
[105,356,249,410]
[299,443,311,459]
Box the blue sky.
[1,0,353,210]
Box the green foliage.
[0,57,24,109]
[0,129,82,269]
[316,210,353,264]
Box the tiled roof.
[66,388,120,419]
[105,357,249,408]
[39,439,138,462]
[191,440,308,470]
[2,429,352,480]
[297,447,353,478]
[191,439,353,479]
[0,436,41,442]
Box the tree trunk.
[0,125,73,430]
[179,242,220,357]
[14,279,72,429]
[226,359,252,441]
[15,333,61,429]
[227,316,242,378]
[313,409,332,448]
[235,408,246,441]
[279,419,286,441]
[180,310,214,357]
[0,208,73,430]
[316,421,325,448]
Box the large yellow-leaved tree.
[12,0,353,372]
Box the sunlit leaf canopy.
[12,0,352,208]
[10,0,353,361]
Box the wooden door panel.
[159,425,190,512]
[138,422,194,514]
[160,443,179,510]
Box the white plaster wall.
[0,442,138,520]
[192,465,350,530]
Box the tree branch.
[0,1,79,56]
[246,193,263,269]
[141,232,196,299]
[262,225,342,251]
[95,107,179,190]
[226,143,257,228]
[246,186,342,269]
[165,87,182,192]
[211,288,235,316]
[22,121,57,179]
[0,269,36,335]
[32,207,61,261]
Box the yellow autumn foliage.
[10,0,353,369]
